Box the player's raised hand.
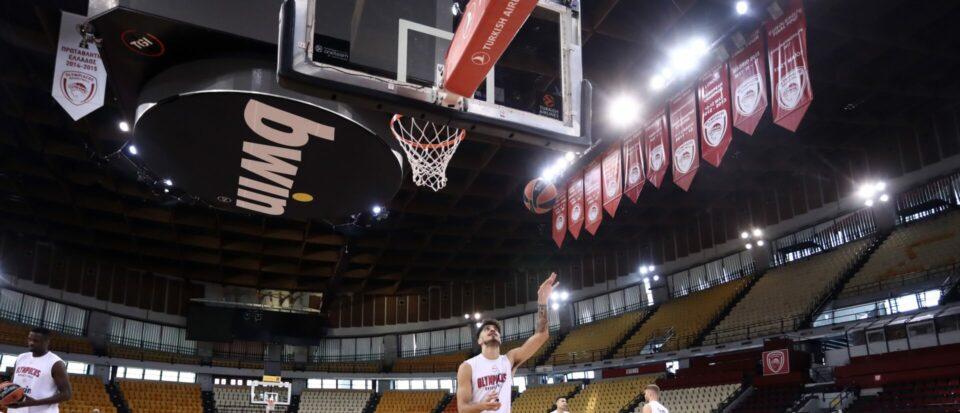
[537,272,559,304]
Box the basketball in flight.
[523,178,559,214]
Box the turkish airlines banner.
[552,190,567,248]
[644,109,670,188]
[622,131,645,203]
[670,89,700,191]
[730,30,768,136]
[443,0,538,97]
[567,174,584,239]
[601,147,623,217]
[766,0,813,132]
[762,349,791,376]
[698,63,733,167]
[584,161,603,235]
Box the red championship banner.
[622,131,645,202]
[644,109,670,188]
[601,147,623,217]
[670,89,699,191]
[567,174,585,239]
[762,349,791,376]
[584,161,603,235]
[552,190,567,248]
[730,30,768,136]
[766,0,813,132]
[698,63,733,167]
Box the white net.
[390,114,466,192]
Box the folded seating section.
[568,374,659,413]
[214,386,290,413]
[118,379,203,413]
[635,383,741,413]
[549,311,646,364]
[392,350,470,373]
[58,374,117,413]
[298,389,372,413]
[617,278,748,357]
[374,390,447,413]
[512,381,579,413]
[708,240,869,343]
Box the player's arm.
[15,361,72,407]
[456,362,501,413]
[507,272,558,369]
[642,404,653,413]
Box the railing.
[699,315,807,345]
[839,263,960,299]
[108,335,198,356]
[575,301,648,326]
[0,309,85,336]
[399,342,473,358]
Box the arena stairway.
[106,381,130,413]
[362,392,381,413]
[691,272,764,348]
[201,390,216,413]
[802,233,888,328]
[434,393,454,413]
[606,308,658,359]
[534,330,568,366]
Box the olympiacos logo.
[60,71,97,106]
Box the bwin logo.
[235,99,335,215]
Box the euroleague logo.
[471,51,491,65]
[121,30,165,57]
[60,71,97,106]
[542,94,556,108]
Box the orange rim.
[390,114,466,149]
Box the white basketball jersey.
[8,351,63,413]
[647,400,669,413]
[466,354,512,413]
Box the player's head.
[28,327,51,353]
[555,397,568,410]
[644,384,660,402]
[476,319,502,347]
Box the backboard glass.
[251,381,291,408]
[279,0,591,150]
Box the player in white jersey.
[549,396,569,413]
[8,327,72,413]
[457,272,558,413]
[642,384,669,413]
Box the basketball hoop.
[390,114,466,192]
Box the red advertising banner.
[567,174,584,239]
[552,190,567,248]
[584,161,603,235]
[670,89,700,191]
[698,63,733,167]
[623,131,645,202]
[762,349,791,376]
[645,109,670,188]
[766,0,813,132]
[730,30,768,136]
[601,147,623,217]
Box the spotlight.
[464,314,470,320]
[752,228,762,237]
[874,181,886,191]
[163,179,173,186]
[650,74,668,91]
[118,121,130,132]
[740,231,749,239]
[473,312,481,320]
[880,194,890,203]
[541,165,559,182]
[643,277,650,283]
[669,37,710,74]
[647,265,655,272]
[550,291,559,301]
[560,291,569,301]
[163,188,169,194]
[756,240,765,246]
[475,322,482,328]
[857,184,875,199]
[640,267,649,275]
[551,303,560,310]
[735,0,749,15]
[565,152,576,162]
[745,243,753,250]
[372,205,383,215]
[865,199,874,207]
[608,95,642,127]
[653,275,660,282]
[127,144,138,155]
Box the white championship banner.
[52,11,106,120]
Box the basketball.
[523,178,558,214]
[0,382,25,407]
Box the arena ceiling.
[1,0,958,298]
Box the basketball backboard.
[251,381,291,411]
[279,0,592,150]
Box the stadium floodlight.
[735,1,749,15]
[880,194,889,202]
[752,228,762,237]
[865,199,874,207]
[127,144,138,155]
[118,121,130,132]
[473,312,481,320]
[745,243,753,250]
[653,275,660,282]
[757,240,765,246]
[551,303,560,310]
[163,178,173,186]
[463,314,470,319]
[560,291,570,301]
[740,231,749,239]
[608,95,642,127]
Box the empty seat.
[118,379,203,413]
[568,374,659,413]
[513,382,579,413]
[375,390,447,413]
